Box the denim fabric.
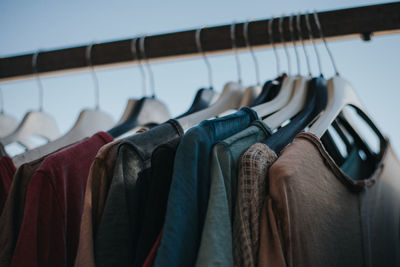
[95,120,183,267]
[195,120,271,267]
[154,107,258,267]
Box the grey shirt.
[94,120,183,267]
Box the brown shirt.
[74,139,122,267]
[233,143,277,267]
[260,132,400,267]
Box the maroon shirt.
[0,156,16,214]
[10,132,113,267]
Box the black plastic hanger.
[108,96,169,137]
[175,88,218,119]
[251,77,283,107]
[265,76,327,154]
[336,112,377,160]
[321,127,346,165]
[108,37,170,138]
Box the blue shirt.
[154,108,258,267]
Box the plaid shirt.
[233,143,277,267]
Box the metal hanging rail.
[1,2,399,82]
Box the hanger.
[12,43,115,167]
[307,11,372,139]
[175,28,222,119]
[250,16,286,107]
[0,51,60,151]
[175,88,219,119]
[264,14,328,154]
[0,87,18,137]
[239,20,263,107]
[252,17,297,118]
[114,38,143,126]
[263,14,310,129]
[108,37,170,137]
[265,76,327,154]
[176,26,245,131]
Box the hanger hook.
[268,17,280,76]
[231,21,242,84]
[85,42,100,110]
[244,19,261,86]
[289,14,301,76]
[304,11,323,76]
[139,35,155,98]
[312,10,339,76]
[32,50,44,111]
[279,15,292,75]
[296,13,312,76]
[131,37,147,96]
[195,26,213,90]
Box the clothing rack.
[1,2,399,82]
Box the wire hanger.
[107,36,170,138]
[175,26,221,119]
[176,26,246,131]
[12,43,115,167]
[239,20,263,107]
[0,50,60,151]
[252,16,297,118]
[0,87,18,137]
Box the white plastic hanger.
[253,17,297,118]
[13,43,114,167]
[309,77,363,138]
[0,87,18,137]
[307,11,365,138]
[0,51,60,150]
[177,26,245,131]
[264,14,312,129]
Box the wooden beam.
[1,2,399,82]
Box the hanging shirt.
[94,120,183,267]
[10,132,113,267]
[0,141,81,267]
[0,156,16,213]
[233,143,277,267]
[74,139,122,267]
[154,107,258,267]
[260,132,400,267]
[133,138,181,267]
[195,120,272,267]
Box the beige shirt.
[74,139,122,267]
[259,132,400,267]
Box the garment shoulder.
[242,143,277,166]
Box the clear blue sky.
[1,0,399,154]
